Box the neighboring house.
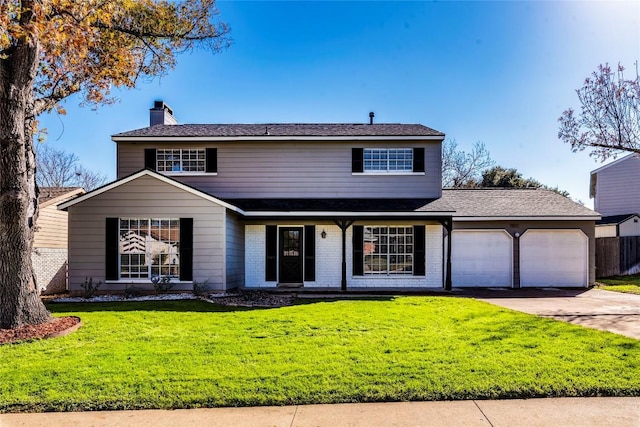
[590,153,640,236]
[33,186,85,294]
[59,101,599,293]
[595,214,640,238]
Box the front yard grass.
[597,274,640,295]
[1,297,640,412]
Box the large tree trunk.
[0,11,52,329]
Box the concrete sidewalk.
[1,397,639,427]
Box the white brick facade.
[245,224,274,288]
[347,223,444,288]
[244,222,444,289]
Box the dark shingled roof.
[113,123,444,138]
[39,187,83,203]
[226,198,452,213]
[596,214,640,225]
[225,189,597,218]
[422,189,599,218]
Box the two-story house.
[59,101,599,293]
[590,153,640,237]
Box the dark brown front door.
[279,227,303,284]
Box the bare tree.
[442,139,494,188]
[35,144,107,191]
[559,62,640,161]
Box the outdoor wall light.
[321,229,327,239]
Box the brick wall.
[244,223,445,289]
[32,248,68,295]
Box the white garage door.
[520,229,588,288]
[452,230,513,287]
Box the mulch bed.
[0,316,81,345]
[207,290,295,308]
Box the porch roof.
[226,198,455,220]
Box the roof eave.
[242,211,454,219]
[41,188,86,209]
[111,135,446,142]
[453,215,601,221]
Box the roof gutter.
[453,216,601,221]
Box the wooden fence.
[596,236,640,278]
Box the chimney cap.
[150,100,177,126]
[369,111,375,125]
[153,100,173,116]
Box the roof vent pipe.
[369,112,375,125]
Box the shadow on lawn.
[46,300,256,313]
[46,296,398,314]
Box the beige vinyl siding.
[67,174,227,292]
[225,212,245,288]
[117,141,442,199]
[619,216,640,236]
[34,204,68,248]
[452,220,596,286]
[594,155,640,216]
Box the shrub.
[151,276,175,294]
[80,277,101,299]
[124,285,143,299]
[192,280,210,296]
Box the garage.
[451,230,513,287]
[520,229,588,287]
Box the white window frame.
[156,148,207,174]
[363,148,413,173]
[118,218,180,281]
[363,226,414,275]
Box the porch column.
[334,219,354,291]
[439,218,453,291]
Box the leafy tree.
[442,139,494,188]
[36,144,107,191]
[558,63,640,161]
[480,166,571,198]
[0,0,229,328]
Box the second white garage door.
[520,229,588,288]
[452,230,513,287]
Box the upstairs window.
[157,149,205,173]
[145,148,217,174]
[363,148,413,173]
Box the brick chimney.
[149,100,178,126]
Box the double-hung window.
[363,226,413,274]
[364,148,413,173]
[156,149,206,173]
[119,218,180,279]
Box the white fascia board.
[590,153,637,175]
[453,216,601,221]
[112,135,445,142]
[243,211,453,217]
[58,169,245,214]
[43,188,86,209]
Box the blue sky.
[38,1,640,206]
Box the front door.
[279,227,303,285]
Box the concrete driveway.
[464,288,640,340]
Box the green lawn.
[1,297,640,412]
[597,274,640,295]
